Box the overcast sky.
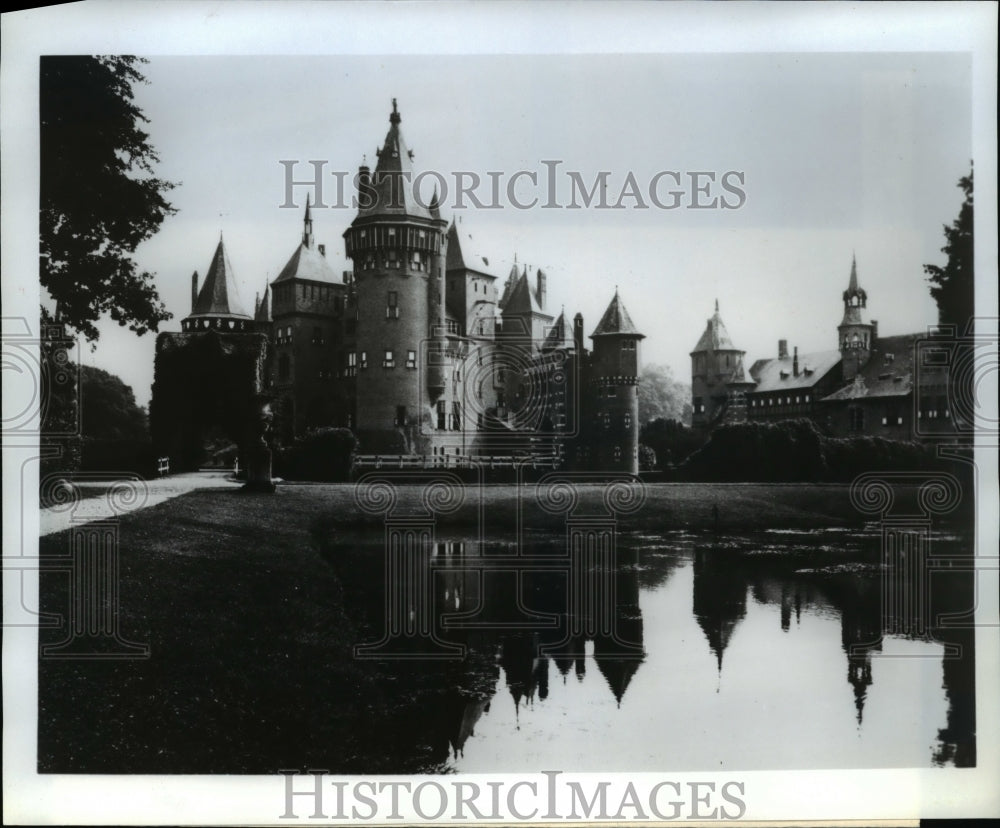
[59,52,974,405]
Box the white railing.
[354,454,561,471]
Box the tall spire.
[715,298,720,314]
[303,193,314,249]
[390,96,400,125]
[848,252,858,292]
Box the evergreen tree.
[925,168,974,330]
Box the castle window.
[388,227,396,238]
[386,291,399,318]
[360,351,368,369]
[805,394,810,403]
[312,327,324,345]
[364,254,374,271]
[622,339,636,351]
[387,250,400,269]
[395,406,407,427]
[383,350,395,368]
[437,400,446,430]
[614,446,622,461]
[849,406,865,433]
[346,351,357,377]
[603,413,611,429]
[624,412,631,429]
[795,396,800,404]
[406,350,417,369]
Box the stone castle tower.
[342,99,450,452]
[588,290,644,474]
[837,254,876,381]
[689,300,751,432]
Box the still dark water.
[324,527,975,772]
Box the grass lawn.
[36,481,967,773]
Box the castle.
[689,256,955,441]
[153,101,644,474]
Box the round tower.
[589,289,644,474]
[838,254,874,381]
[689,300,747,432]
[342,100,449,451]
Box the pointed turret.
[591,288,644,339]
[358,98,432,219]
[191,238,250,318]
[838,254,875,380]
[254,284,271,323]
[302,194,314,249]
[690,300,752,432]
[588,289,643,473]
[691,300,737,352]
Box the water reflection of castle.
[324,536,974,769]
[691,543,974,765]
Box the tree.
[40,55,176,343]
[638,363,692,425]
[925,168,973,329]
[79,366,148,442]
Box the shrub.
[274,427,358,481]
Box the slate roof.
[541,311,575,351]
[822,334,918,401]
[357,100,434,221]
[502,269,548,317]
[272,242,341,285]
[591,290,643,338]
[446,220,499,278]
[191,239,250,319]
[691,302,737,352]
[498,262,521,310]
[254,285,271,323]
[749,349,842,393]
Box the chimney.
[357,161,372,208]
[793,346,799,377]
[870,319,878,344]
[191,271,199,312]
[536,269,547,310]
[318,244,326,257]
[778,339,788,359]
[574,312,585,354]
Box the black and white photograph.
[2,2,998,824]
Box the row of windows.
[360,250,428,272]
[752,394,811,407]
[276,283,344,308]
[595,412,633,429]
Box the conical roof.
[254,284,271,322]
[502,269,546,316]
[691,300,737,353]
[191,238,250,319]
[542,310,575,351]
[591,290,643,338]
[498,261,520,310]
[356,99,433,220]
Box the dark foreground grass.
[37,481,967,773]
